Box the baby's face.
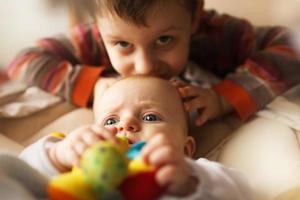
[97,1,198,79]
[95,77,189,152]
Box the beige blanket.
[0,81,61,118]
[258,84,300,131]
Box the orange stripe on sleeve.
[72,66,105,107]
[266,45,299,59]
[213,80,257,120]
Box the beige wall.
[0,0,69,68]
[205,0,300,27]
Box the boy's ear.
[184,136,196,158]
[191,0,204,34]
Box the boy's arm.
[6,24,110,107]
[191,10,300,120]
[159,158,253,200]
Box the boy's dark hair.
[93,0,201,26]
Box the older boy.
[8,0,300,123]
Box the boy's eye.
[105,118,119,126]
[156,36,173,45]
[143,114,161,122]
[116,41,133,49]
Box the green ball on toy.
[81,142,128,196]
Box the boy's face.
[94,77,195,156]
[97,2,197,79]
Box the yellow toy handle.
[50,132,66,139]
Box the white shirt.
[20,136,254,200]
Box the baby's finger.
[72,141,88,157]
[66,125,91,141]
[81,129,103,146]
[147,145,177,167]
[72,158,81,168]
[156,165,177,187]
[91,125,117,142]
[141,134,169,160]
[64,148,81,168]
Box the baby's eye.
[156,36,173,45]
[105,118,119,126]
[143,114,161,122]
[116,41,133,49]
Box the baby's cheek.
[170,132,186,150]
[140,128,167,142]
[140,131,154,142]
[105,126,116,133]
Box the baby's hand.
[48,125,117,172]
[172,79,229,126]
[141,134,197,196]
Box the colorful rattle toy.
[48,138,164,200]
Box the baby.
[19,76,253,199]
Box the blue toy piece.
[126,141,146,160]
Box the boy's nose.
[135,50,156,75]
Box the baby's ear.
[184,136,196,158]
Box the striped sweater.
[6,10,300,120]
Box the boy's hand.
[48,125,117,172]
[141,134,197,196]
[171,79,233,126]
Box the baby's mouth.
[125,135,140,145]
[127,138,134,145]
[117,131,141,145]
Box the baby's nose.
[117,121,139,133]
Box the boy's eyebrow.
[104,25,183,40]
[105,35,123,40]
[158,25,183,33]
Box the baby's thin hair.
[93,0,200,26]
